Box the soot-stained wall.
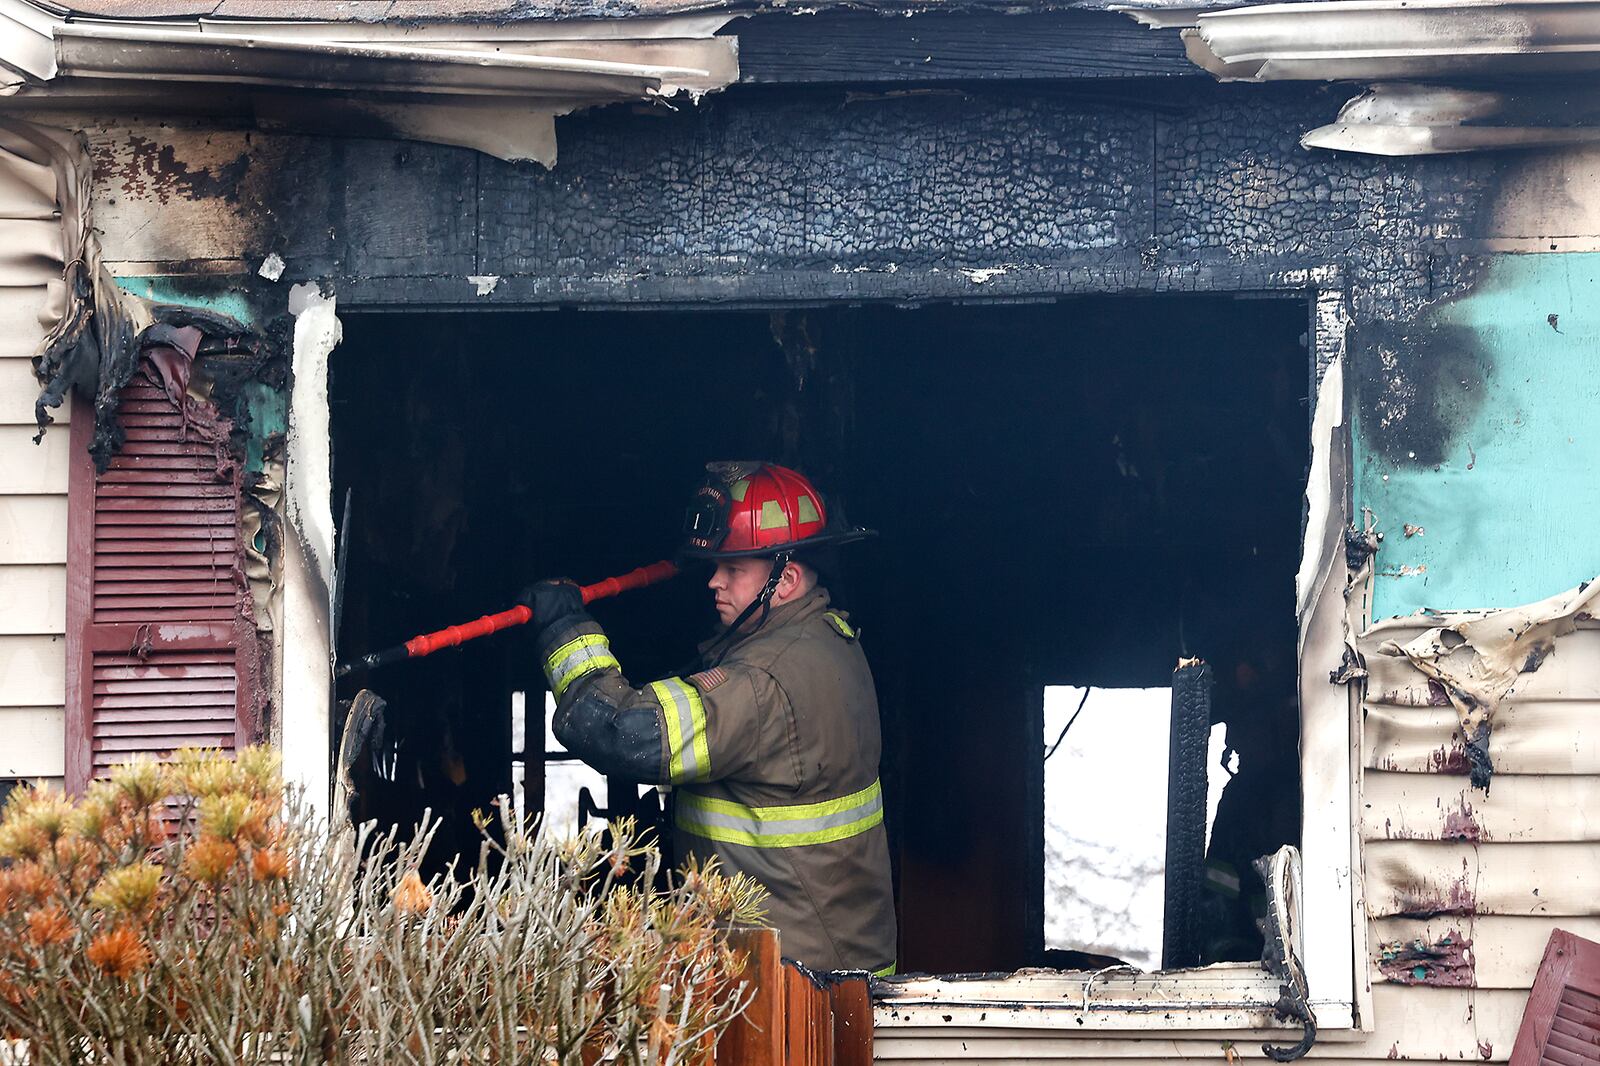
[112,74,1574,614]
[1353,253,1600,617]
[101,70,1600,613]
[94,69,1600,621]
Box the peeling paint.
[1377,931,1475,987]
[1439,797,1481,842]
[93,134,250,206]
[1425,743,1472,776]
[468,274,501,295]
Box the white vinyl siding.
[0,129,68,789]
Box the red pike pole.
[334,560,679,679]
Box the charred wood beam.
[330,256,1345,311]
[731,13,1198,85]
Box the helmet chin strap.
[705,550,793,668]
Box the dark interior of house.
[330,295,1308,974]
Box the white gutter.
[0,0,54,84]
[52,23,707,97]
[1122,0,1600,155]
[1181,0,1600,82]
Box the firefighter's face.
[708,558,769,626]
[709,558,813,626]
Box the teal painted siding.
[116,278,254,325]
[114,276,287,480]
[1355,254,1600,618]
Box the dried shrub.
[0,747,764,1065]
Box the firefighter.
[521,461,897,974]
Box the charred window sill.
[871,962,1304,1031]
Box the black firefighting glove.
[518,579,584,635]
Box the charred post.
[1163,658,1213,971]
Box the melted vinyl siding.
[1353,613,1600,1060]
[0,129,69,786]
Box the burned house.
[2,0,1599,1058]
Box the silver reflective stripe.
[545,634,619,699]
[650,678,709,783]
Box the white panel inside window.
[1042,686,1234,970]
[1042,686,1168,968]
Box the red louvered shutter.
[64,333,262,792]
[1512,930,1600,1066]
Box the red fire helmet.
[680,461,874,560]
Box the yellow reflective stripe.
[675,779,884,848]
[681,778,881,823]
[873,963,897,977]
[678,807,883,848]
[824,611,856,639]
[650,678,710,783]
[545,634,619,699]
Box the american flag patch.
[689,667,728,691]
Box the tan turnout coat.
[542,587,897,972]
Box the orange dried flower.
[86,924,151,979]
[183,837,239,883]
[251,846,290,882]
[25,905,74,948]
[9,862,55,904]
[392,871,433,916]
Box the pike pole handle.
[334,560,678,679]
[577,559,681,606]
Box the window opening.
[329,295,1307,970]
